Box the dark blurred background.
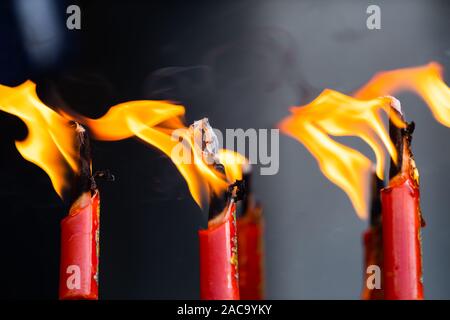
[0,0,449,299]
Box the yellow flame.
[218,149,249,182]
[278,90,405,219]
[66,101,242,208]
[354,62,450,126]
[0,81,79,198]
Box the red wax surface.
[59,192,100,300]
[237,207,264,300]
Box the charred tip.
[406,121,415,135]
[73,121,86,134]
[207,162,248,221]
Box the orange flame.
[278,90,405,219]
[65,101,241,208]
[0,81,79,198]
[354,62,450,127]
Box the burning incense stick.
[381,102,424,300]
[237,164,264,300]
[66,103,246,299]
[190,119,242,300]
[361,172,384,300]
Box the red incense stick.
[199,162,241,300]
[60,191,100,299]
[362,173,384,300]
[381,105,424,300]
[237,206,263,300]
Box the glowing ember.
[278,90,405,219]
[0,81,80,198]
